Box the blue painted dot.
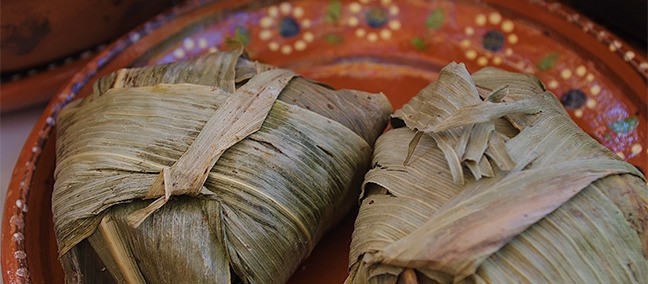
[279,17,300,38]
[366,8,388,28]
[482,30,505,52]
[560,89,587,109]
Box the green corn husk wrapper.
[53,49,392,283]
[347,63,648,284]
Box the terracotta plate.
[3,0,647,283]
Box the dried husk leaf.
[54,51,392,283]
[348,64,648,283]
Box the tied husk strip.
[348,65,648,284]
[54,50,391,283]
[128,69,296,227]
[394,63,517,184]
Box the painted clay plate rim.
[3,0,647,283]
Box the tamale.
[53,48,392,283]
[347,63,648,284]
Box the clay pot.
[1,0,176,73]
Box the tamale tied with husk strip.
[53,48,392,283]
[347,63,648,284]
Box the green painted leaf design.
[537,52,559,71]
[234,26,250,46]
[324,33,343,44]
[325,0,342,24]
[608,116,639,134]
[426,9,445,29]
[411,37,427,51]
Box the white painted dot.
[129,33,140,42]
[640,62,648,71]
[302,19,311,28]
[624,51,636,61]
[9,215,24,229]
[16,199,22,209]
[575,65,587,77]
[46,117,55,126]
[12,232,24,242]
[281,45,293,54]
[548,79,559,89]
[22,204,27,212]
[268,6,279,17]
[389,5,399,16]
[280,2,292,15]
[488,12,502,25]
[586,98,597,109]
[477,56,488,66]
[609,40,621,52]
[293,6,304,18]
[380,29,392,40]
[460,39,471,48]
[19,181,25,189]
[631,144,643,155]
[259,30,273,40]
[183,38,195,50]
[173,48,186,58]
[367,32,378,42]
[303,31,314,42]
[507,34,518,44]
[31,146,40,153]
[356,28,366,38]
[260,17,274,28]
[574,109,583,118]
[567,13,580,22]
[492,56,503,65]
[268,41,280,51]
[597,30,607,40]
[208,47,218,53]
[198,38,208,49]
[464,26,475,36]
[616,151,625,159]
[14,251,26,259]
[475,14,487,26]
[589,84,601,95]
[348,16,359,27]
[501,20,514,32]
[349,2,362,13]
[385,20,400,32]
[586,73,595,82]
[560,69,572,80]
[294,40,307,51]
[16,268,27,277]
[465,50,477,60]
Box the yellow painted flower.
[461,11,519,67]
[258,2,314,54]
[346,0,401,42]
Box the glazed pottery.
[2,0,646,283]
